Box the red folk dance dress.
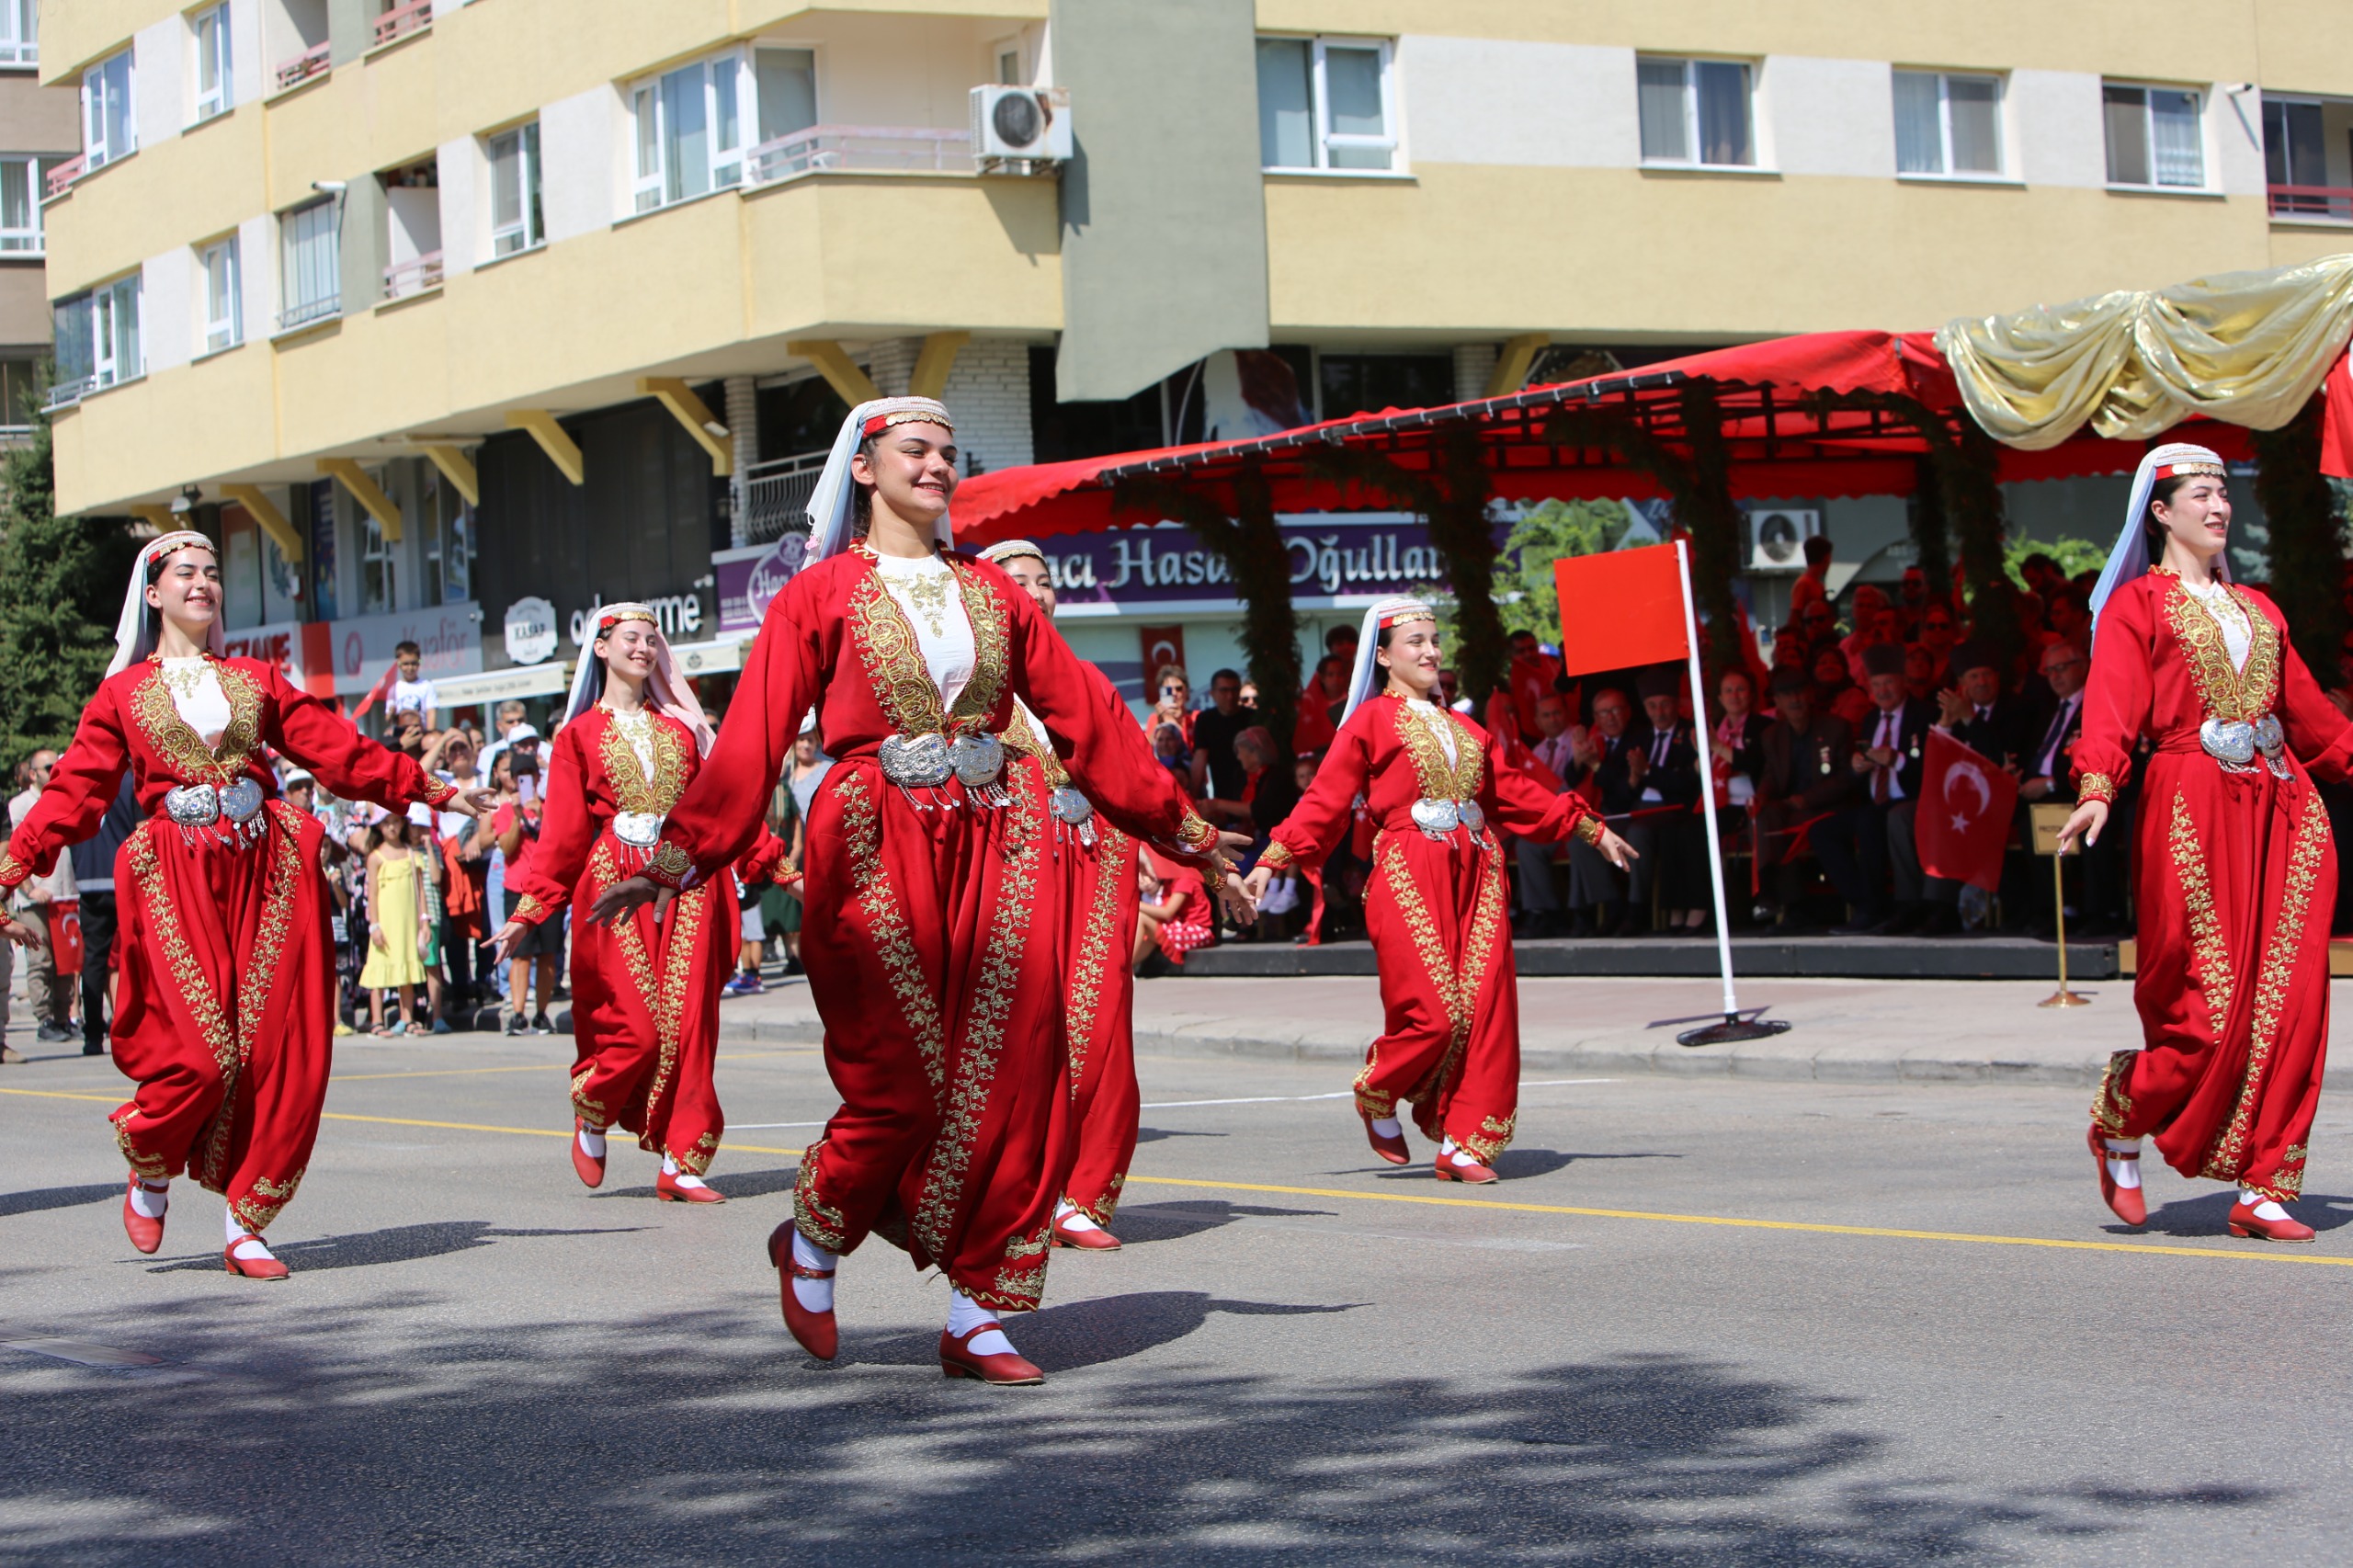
[1004,692,1146,1231]
[644,543,1213,1312]
[503,705,776,1176]
[2075,568,2353,1204]
[0,653,457,1232]
[1261,695,1602,1163]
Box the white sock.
[1053,1198,1101,1233]
[2241,1189,2290,1221]
[129,1178,168,1219]
[662,1156,709,1190]
[789,1230,835,1313]
[947,1290,1014,1357]
[225,1208,273,1260]
[2104,1139,2143,1189]
[1371,1116,1403,1140]
[578,1123,607,1159]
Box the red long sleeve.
[2277,619,2353,782]
[267,664,452,812]
[1263,709,1374,871]
[735,826,790,885]
[2072,588,2155,802]
[1482,729,1599,844]
[504,723,598,925]
[1,684,131,890]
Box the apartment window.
[631,51,748,213]
[0,359,35,431]
[0,155,62,252]
[279,198,340,330]
[755,48,818,147]
[1638,56,1754,167]
[359,508,397,614]
[2104,83,2204,188]
[201,236,242,352]
[193,6,233,122]
[83,49,136,169]
[485,122,543,256]
[2263,97,2338,217]
[1256,37,1398,172]
[1893,71,2003,177]
[0,0,36,67]
[52,273,142,401]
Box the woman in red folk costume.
[2061,443,2352,1242]
[1243,597,1635,1182]
[979,539,1147,1252]
[593,398,1233,1384]
[491,604,783,1203]
[0,533,490,1278]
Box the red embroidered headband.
[861,407,956,437]
[2152,460,2224,480]
[1380,602,1436,629]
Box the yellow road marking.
[6,1085,2345,1267]
[330,1051,815,1084]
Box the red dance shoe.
[570,1119,606,1189]
[656,1170,726,1204]
[939,1324,1044,1386]
[2088,1124,2145,1227]
[121,1178,165,1256]
[2228,1200,2316,1243]
[222,1236,290,1281]
[767,1222,837,1360]
[1361,1110,1411,1166]
[1434,1151,1499,1185]
[1051,1212,1120,1250]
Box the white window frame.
[0,153,59,253]
[192,5,233,123]
[278,196,341,332]
[1892,70,2006,180]
[1636,55,1758,170]
[629,49,750,215]
[484,119,543,257]
[83,48,137,170]
[1256,35,1403,174]
[200,235,242,354]
[359,506,398,614]
[0,0,36,68]
[2102,80,2209,192]
[91,271,142,391]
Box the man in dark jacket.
[1756,666,1856,931]
[1813,643,1934,932]
[1624,665,1709,932]
[1926,639,2034,931]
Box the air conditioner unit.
[971,85,1072,165]
[1747,507,1821,573]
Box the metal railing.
[278,294,342,334]
[373,0,432,47]
[44,154,85,200]
[2268,183,2353,221]
[382,250,445,301]
[741,449,833,542]
[746,125,973,185]
[275,41,331,92]
[43,375,93,412]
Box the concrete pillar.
[724,375,758,547]
[1453,343,1499,403]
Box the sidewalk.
[705,972,2239,1088]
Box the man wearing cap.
[1813,642,1932,934]
[1756,666,1857,932]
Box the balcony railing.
[2268,183,2353,222]
[747,125,973,185]
[276,42,331,92]
[742,449,833,542]
[43,375,94,413]
[373,0,432,48]
[278,294,342,334]
[43,154,85,200]
[382,250,445,301]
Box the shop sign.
[566,593,704,649]
[505,597,560,665]
[712,537,807,636]
[1037,513,1459,610]
[216,604,482,698]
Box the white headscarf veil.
[1339,596,1438,726]
[108,529,228,676]
[2088,441,2229,629]
[804,396,957,565]
[561,603,717,754]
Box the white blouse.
[2184,577,2252,673]
[159,656,233,742]
[873,552,975,710]
[1404,697,1459,765]
[604,705,657,783]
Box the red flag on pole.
[1552,544,1691,677]
[1915,730,2018,892]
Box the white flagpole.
[1675,539,1741,1023]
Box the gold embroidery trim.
[1392,699,1484,801]
[948,561,1010,733]
[644,840,693,887]
[1258,840,1295,869]
[2076,771,2118,805]
[2166,791,2234,1035]
[1405,836,1509,1131]
[1003,701,1069,788]
[794,1142,850,1252]
[0,847,27,887]
[231,1167,306,1233]
[512,893,550,924]
[599,710,691,817]
[2160,575,2279,725]
[2201,792,2328,1182]
[835,770,949,1098]
[1573,814,1606,846]
[126,821,238,1189]
[128,660,264,786]
[1063,827,1131,1096]
[2090,1049,2137,1138]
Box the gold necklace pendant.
[902,572,953,637]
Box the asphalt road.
[0,1001,2347,1566]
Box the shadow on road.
[142,1221,647,1274]
[2133,1190,2353,1239]
[1108,1199,1337,1245]
[0,1183,120,1221]
[596,1167,803,1203]
[0,1298,2271,1566]
[1132,1125,1228,1145]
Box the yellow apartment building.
[30,0,2353,710]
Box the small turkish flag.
[1915,730,2018,892]
[1553,543,1689,678]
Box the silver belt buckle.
[1049,785,1095,825]
[165,784,220,827]
[1458,800,1485,835]
[1410,798,1461,837]
[612,811,665,848]
[947,733,1005,789]
[219,778,264,824]
[2252,713,2290,778]
[878,732,952,788]
[2200,718,2256,771]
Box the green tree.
[0,379,141,769]
[2001,532,2111,589]
[1489,498,1634,642]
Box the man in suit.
[1814,643,1932,933]
[1624,665,1709,933]
[2018,637,2127,937]
[1565,687,1641,935]
[1756,667,1856,932]
[1922,640,2035,932]
[1513,693,1585,937]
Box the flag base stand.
[2038,989,2092,1009]
[2030,813,2091,1011]
[1677,1013,1793,1049]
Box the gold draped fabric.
[1935,253,2353,450]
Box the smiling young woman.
[0,530,494,1278]
[2062,442,2353,1241]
